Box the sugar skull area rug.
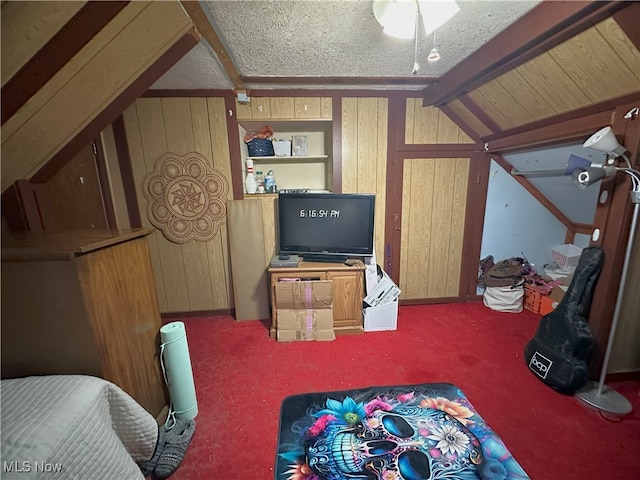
[275,383,529,480]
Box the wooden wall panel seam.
[1,1,129,125]
[1,1,86,86]
[2,1,152,143]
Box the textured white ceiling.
[152,0,541,91]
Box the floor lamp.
[571,126,639,415]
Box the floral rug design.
[142,151,228,244]
[275,383,529,480]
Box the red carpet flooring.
[167,302,640,480]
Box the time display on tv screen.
[298,209,341,218]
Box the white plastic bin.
[551,244,582,269]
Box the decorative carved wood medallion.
[142,152,229,244]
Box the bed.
[1,375,158,479]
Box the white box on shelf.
[272,140,291,156]
[364,298,398,332]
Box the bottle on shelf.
[245,159,257,194]
[265,170,277,193]
[255,171,265,194]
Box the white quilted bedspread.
[1,375,158,480]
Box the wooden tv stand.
[268,260,365,338]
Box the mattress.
[1,375,158,479]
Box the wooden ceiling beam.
[612,1,640,51]
[482,91,640,153]
[180,0,244,91]
[1,1,129,125]
[435,104,481,144]
[422,1,628,107]
[459,94,502,135]
[492,153,577,231]
[239,76,438,87]
[485,110,614,154]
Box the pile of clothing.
[478,255,559,313]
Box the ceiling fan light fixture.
[373,0,418,39]
[418,0,460,34]
[373,0,459,39]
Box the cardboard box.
[275,280,332,309]
[364,270,400,307]
[276,309,335,342]
[364,298,398,332]
[549,285,566,304]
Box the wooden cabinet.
[268,261,365,338]
[236,96,332,121]
[1,228,167,416]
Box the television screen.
[278,193,375,260]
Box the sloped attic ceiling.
[1,1,199,193]
[151,0,541,91]
[430,2,640,142]
[2,1,638,195]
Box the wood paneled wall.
[341,98,389,263]
[399,98,474,300]
[122,97,233,313]
[405,100,474,144]
[244,195,278,268]
[399,158,469,299]
[609,219,640,374]
[1,1,195,192]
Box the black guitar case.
[524,246,604,394]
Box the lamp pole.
[575,186,639,415]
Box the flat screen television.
[278,193,375,262]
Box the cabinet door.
[237,97,293,120]
[236,100,253,120]
[327,270,363,329]
[295,97,320,118]
[294,97,334,119]
[237,97,332,120]
[36,142,111,232]
[251,98,272,119]
[270,97,295,118]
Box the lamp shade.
[373,0,459,39]
[419,0,460,34]
[373,0,418,39]
[583,126,627,157]
[572,166,617,189]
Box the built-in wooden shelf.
[248,155,329,161]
